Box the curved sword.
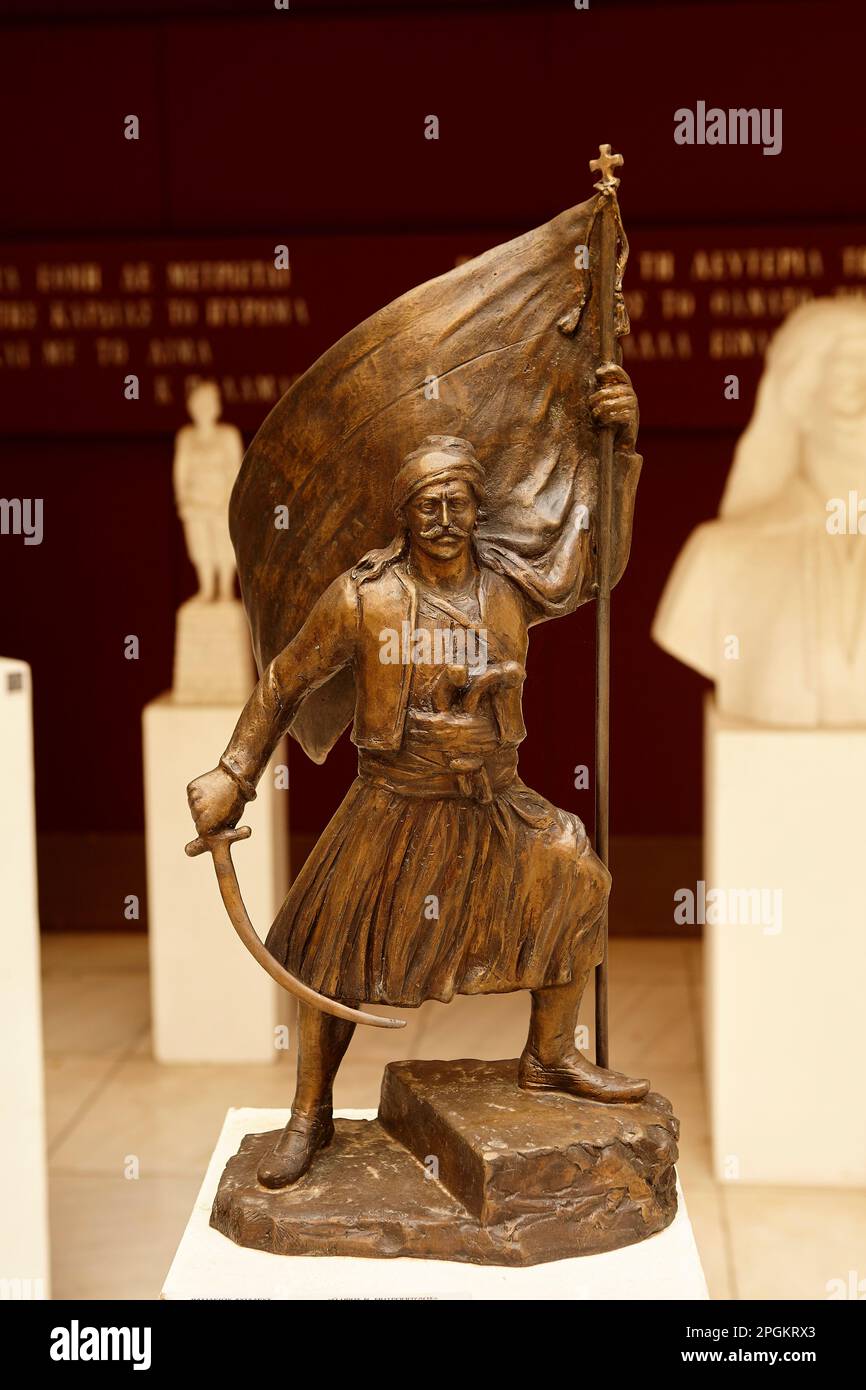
[185,825,406,1030]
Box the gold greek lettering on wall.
[832,285,866,301]
[709,328,772,358]
[147,338,214,366]
[621,330,692,360]
[41,338,76,365]
[165,260,290,291]
[660,290,695,319]
[0,301,38,329]
[36,262,102,292]
[638,251,676,281]
[48,299,153,330]
[0,340,31,367]
[120,262,153,292]
[95,337,129,366]
[204,297,296,327]
[708,287,813,318]
[167,299,200,325]
[216,373,296,404]
[690,248,824,281]
[623,290,645,321]
[841,248,866,277]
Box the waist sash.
[358,710,517,803]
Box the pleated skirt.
[264,776,609,1008]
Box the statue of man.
[187,367,649,1189]
[173,380,243,602]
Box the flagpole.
[589,143,624,1071]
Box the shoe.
[518,1048,650,1103]
[256,1106,335,1189]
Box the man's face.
[404,467,477,563]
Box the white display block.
[705,696,866,1185]
[144,696,290,1063]
[162,1107,708,1300]
[172,599,255,706]
[0,658,49,1298]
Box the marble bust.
[653,298,866,726]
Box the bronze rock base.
[210,1059,679,1266]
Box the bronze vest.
[352,563,528,751]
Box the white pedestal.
[172,599,255,706]
[0,658,49,1298]
[162,1107,708,1300]
[144,696,290,1063]
[705,696,866,1185]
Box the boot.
[256,1105,335,1189]
[256,1002,355,1189]
[519,971,650,1103]
[518,1048,650,1102]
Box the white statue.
[172,381,254,704]
[173,381,243,601]
[653,298,866,726]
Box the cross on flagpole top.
[590,143,623,191]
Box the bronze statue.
[186,149,679,1264]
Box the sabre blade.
[186,824,405,1029]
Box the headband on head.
[391,435,485,515]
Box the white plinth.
[705,696,866,1185]
[172,598,256,706]
[144,696,290,1063]
[162,1107,708,1300]
[0,658,49,1298]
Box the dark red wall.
[1,0,863,867]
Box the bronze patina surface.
[188,148,679,1262]
[210,1060,678,1266]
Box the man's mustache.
[419,523,470,540]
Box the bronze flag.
[229,192,631,763]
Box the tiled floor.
[41,933,864,1300]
